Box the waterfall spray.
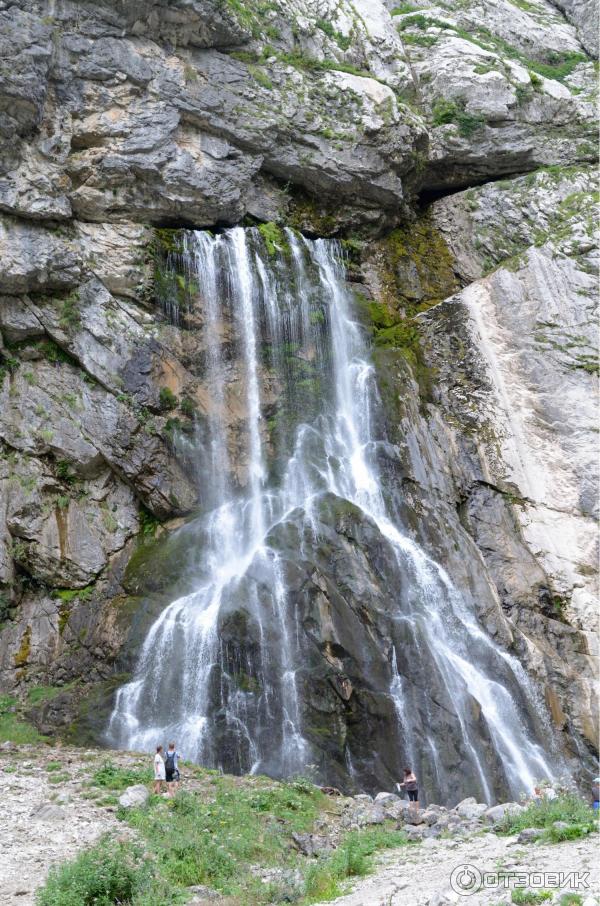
[108,228,560,800]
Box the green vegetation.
[304,827,409,900]
[124,775,410,903]
[351,217,458,407]
[56,459,76,482]
[14,625,32,667]
[158,387,177,411]
[58,291,81,331]
[0,351,20,384]
[512,891,553,905]
[248,64,273,89]
[54,586,93,604]
[37,759,415,906]
[258,221,287,257]
[39,340,78,366]
[497,791,597,843]
[183,62,198,84]
[36,837,182,906]
[91,759,153,791]
[431,97,486,137]
[230,44,373,79]
[397,12,587,82]
[316,17,352,50]
[179,396,197,418]
[27,682,78,707]
[391,2,420,13]
[559,895,583,906]
[289,191,338,235]
[0,694,48,744]
[139,507,161,539]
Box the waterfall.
[108,228,560,800]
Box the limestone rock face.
[365,164,598,772]
[393,1,596,189]
[0,0,597,790]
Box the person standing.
[153,745,166,795]
[165,742,182,797]
[592,776,600,811]
[398,767,419,818]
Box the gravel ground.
[1,744,598,906]
[313,828,600,906]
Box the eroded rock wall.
[0,0,597,783]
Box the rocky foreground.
[1,744,597,905]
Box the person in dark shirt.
[398,767,419,818]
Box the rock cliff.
[0,0,597,790]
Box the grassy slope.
[38,760,411,906]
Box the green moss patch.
[0,694,50,744]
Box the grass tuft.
[497,792,596,843]
[91,760,153,791]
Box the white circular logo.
[450,864,482,896]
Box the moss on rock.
[14,625,31,668]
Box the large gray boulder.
[484,802,524,824]
[455,797,488,819]
[118,784,150,808]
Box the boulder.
[404,823,426,840]
[291,832,336,857]
[517,827,545,843]
[30,803,66,822]
[484,802,524,824]
[455,798,488,819]
[420,809,440,826]
[375,791,401,804]
[118,784,149,809]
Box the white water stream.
[108,229,558,799]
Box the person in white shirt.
[153,745,166,794]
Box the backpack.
[165,751,176,772]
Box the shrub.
[431,97,486,137]
[58,291,81,331]
[497,791,596,842]
[512,890,553,905]
[179,396,196,418]
[158,387,177,411]
[36,837,181,906]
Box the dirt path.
[312,831,600,906]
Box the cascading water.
[108,228,561,801]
